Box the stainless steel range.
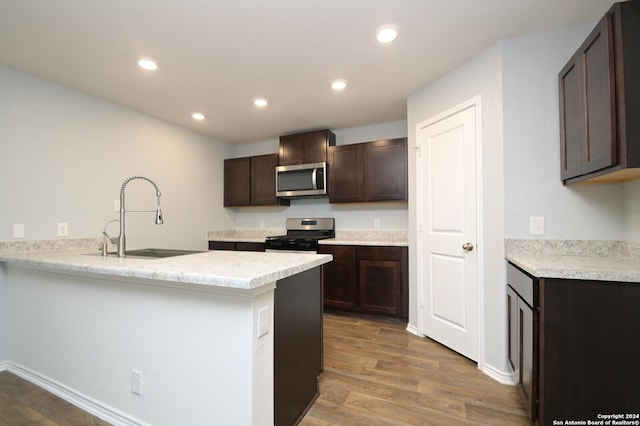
[265,218,335,253]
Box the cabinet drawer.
[359,246,402,261]
[507,263,534,307]
[236,242,265,252]
[209,241,235,251]
[318,245,356,259]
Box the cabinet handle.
[462,242,474,252]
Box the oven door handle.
[311,168,318,190]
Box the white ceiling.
[0,0,614,144]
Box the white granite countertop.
[208,229,408,246]
[505,239,640,283]
[0,248,332,291]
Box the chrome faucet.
[117,175,164,257]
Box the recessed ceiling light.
[376,26,398,44]
[137,58,158,71]
[254,98,268,107]
[192,113,206,121]
[331,80,347,91]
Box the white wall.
[7,267,274,425]
[624,181,640,243]
[407,43,506,373]
[0,264,6,364]
[231,121,409,231]
[0,64,235,250]
[502,24,626,240]
[0,65,236,363]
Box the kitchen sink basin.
[124,248,204,258]
[85,248,205,259]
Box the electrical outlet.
[258,306,269,338]
[529,216,545,235]
[57,222,69,237]
[13,224,25,238]
[259,220,265,229]
[131,369,142,395]
[374,218,381,228]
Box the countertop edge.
[0,250,333,293]
[505,252,640,283]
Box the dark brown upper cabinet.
[559,0,640,184]
[224,154,289,207]
[278,129,336,166]
[329,138,407,203]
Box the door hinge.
[413,144,422,157]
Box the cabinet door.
[518,299,536,422]
[250,154,278,205]
[364,138,407,201]
[319,245,357,310]
[506,286,519,376]
[559,61,584,180]
[328,144,364,202]
[559,14,616,182]
[359,259,402,316]
[223,157,251,207]
[278,130,334,166]
[303,130,332,164]
[209,241,236,251]
[278,134,306,166]
[582,15,616,175]
[235,242,265,252]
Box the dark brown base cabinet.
[319,245,408,320]
[507,262,640,425]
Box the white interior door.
[417,101,479,361]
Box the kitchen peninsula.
[505,240,640,424]
[0,242,331,426]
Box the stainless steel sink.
[86,248,205,258]
[124,248,204,258]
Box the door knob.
[462,242,474,252]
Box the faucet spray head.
[155,191,163,225]
[155,206,163,225]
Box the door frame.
[415,96,485,367]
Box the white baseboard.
[479,362,516,385]
[6,363,148,426]
[405,323,419,336]
[0,359,9,372]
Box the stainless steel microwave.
[276,162,327,198]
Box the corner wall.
[0,64,235,250]
[502,24,625,240]
[407,42,505,373]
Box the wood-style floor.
[0,371,110,425]
[0,313,530,425]
[301,313,531,425]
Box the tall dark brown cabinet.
[559,0,640,184]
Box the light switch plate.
[529,216,545,235]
